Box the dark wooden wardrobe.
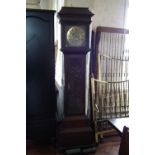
[26,9,56,143]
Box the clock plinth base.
[57,116,94,150]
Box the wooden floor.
[27,136,121,155]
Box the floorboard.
[26,136,121,155]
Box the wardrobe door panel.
[26,9,56,141]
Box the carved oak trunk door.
[57,7,94,149]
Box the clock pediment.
[58,7,94,23]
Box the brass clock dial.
[66,26,86,47]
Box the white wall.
[64,0,129,29]
[26,0,41,9]
[65,0,94,8]
[92,0,128,29]
[26,0,56,10]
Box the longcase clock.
[57,7,94,149]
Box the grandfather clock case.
[58,7,94,149]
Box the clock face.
[66,26,86,47]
